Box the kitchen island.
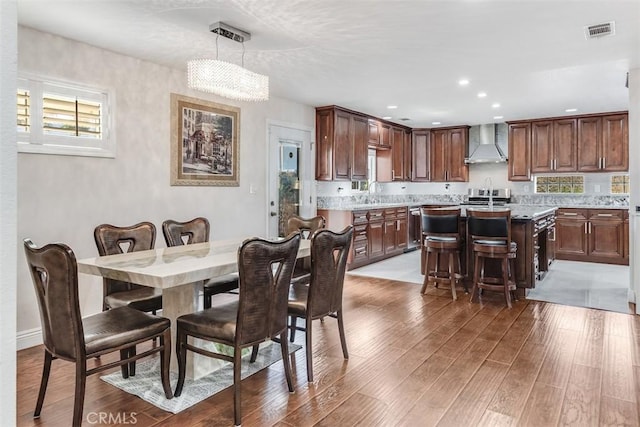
[319,203,557,295]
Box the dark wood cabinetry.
[368,119,380,146]
[508,122,531,181]
[531,119,577,173]
[391,127,406,181]
[318,207,409,269]
[351,115,369,180]
[577,113,628,172]
[555,208,627,265]
[429,127,469,182]
[412,130,430,182]
[509,111,627,180]
[380,123,391,148]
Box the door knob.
[270,212,277,217]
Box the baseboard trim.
[17,327,42,350]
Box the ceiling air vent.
[584,21,615,39]
[399,118,411,122]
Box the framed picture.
[170,93,240,186]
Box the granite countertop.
[319,202,628,212]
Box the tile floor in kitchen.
[347,249,634,314]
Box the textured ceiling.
[17,0,640,127]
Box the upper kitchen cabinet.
[315,106,368,181]
[391,126,409,181]
[412,130,430,181]
[368,119,380,146]
[530,118,577,173]
[577,113,628,172]
[380,123,392,148]
[508,122,531,181]
[429,126,469,182]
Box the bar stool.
[467,208,517,308]
[420,207,465,300]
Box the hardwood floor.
[17,276,640,426]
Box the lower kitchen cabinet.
[318,206,409,269]
[555,208,627,265]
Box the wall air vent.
[584,21,615,39]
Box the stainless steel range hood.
[464,123,508,164]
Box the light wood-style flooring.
[17,276,640,426]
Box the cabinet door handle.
[602,157,606,169]
[584,222,588,233]
[588,222,592,234]
[596,213,613,217]
[563,212,578,216]
[396,220,400,231]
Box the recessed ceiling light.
[565,108,578,112]
[458,79,470,86]
[382,116,392,120]
[387,105,398,109]
[477,92,487,98]
[493,116,504,120]
[432,121,441,125]
[492,103,500,108]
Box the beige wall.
[16,27,314,343]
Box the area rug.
[101,342,301,414]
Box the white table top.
[77,238,311,289]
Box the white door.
[267,123,313,238]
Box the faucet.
[485,177,494,209]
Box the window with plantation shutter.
[17,75,114,157]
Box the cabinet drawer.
[396,207,408,216]
[353,224,367,240]
[588,209,623,221]
[368,209,384,221]
[557,208,588,220]
[352,210,368,225]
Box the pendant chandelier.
[187,22,269,102]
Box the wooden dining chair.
[23,239,172,427]
[162,217,239,309]
[286,214,326,285]
[287,226,354,382]
[174,233,301,426]
[94,222,162,313]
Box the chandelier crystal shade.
[187,22,269,102]
[187,59,269,102]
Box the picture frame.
[170,93,240,186]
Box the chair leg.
[337,309,349,359]
[449,252,457,301]
[160,330,173,399]
[305,316,314,383]
[203,288,212,309]
[250,344,259,363]
[289,316,297,342]
[470,253,481,303]
[72,361,87,427]
[420,249,430,294]
[279,331,294,392]
[128,346,136,376]
[502,258,512,309]
[458,251,468,293]
[34,351,53,418]
[233,346,242,427]
[119,349,129,379]
[174,329,188,397]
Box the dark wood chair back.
[421,207,462,239]
[467,208,512,244]
[162,217,210,246]
[286,215,326,239]
[307,226,354,318]
[236,233,301,345]
[94,222,156,310]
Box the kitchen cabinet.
[368,119,380,146]
[429,126,469,182]
[555,208,627,265]
[351,115,369,180]
[380,123,391,148]
[315,106,368,181]
[623,210,629,261]
[391,126,408,181]
[530,119,577,173]
[317,206,409,269]
[508,122,532,181]
[578,113,628,172]
[403,131,412,181]
[412,130,430,182]
[368,209,385,259]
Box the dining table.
[77,237,311,379]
